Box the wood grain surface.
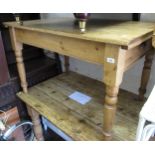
[17,72,145,140]
[4,18,155,47]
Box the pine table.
[4,18,155,140]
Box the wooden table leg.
[27,106,44,141]
[138,49,154,101]
[103,86,119,140]
[9,28,44,140]
[9,27,28,93]
[103,44,126,140]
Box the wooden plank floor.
[17,71,145,141]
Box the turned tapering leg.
[103,86,119,140]
[27,106,44,141]
[103,44,126,140]
[9,27,27,93]
[139,49,154,101]
[14,45,28,93]
[64,55,70,72]
[9,28,44,140]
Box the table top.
[4,17,155,46]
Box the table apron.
[124,39,153,71]
[15,28,106,65]
[14,28,153,73]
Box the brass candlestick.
[74,13,90,33]
[79,20,87,33]
[13,13,23,25]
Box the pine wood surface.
[17,72,145,141]
[5,17,154,140]
[4,18,155,47]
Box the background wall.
[41,13,155,97]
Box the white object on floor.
[41,117,73,141]
[136,85,155,141]
[69,91,92,105]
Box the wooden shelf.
[17,72,145,140]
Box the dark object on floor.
[44,128,64,141]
